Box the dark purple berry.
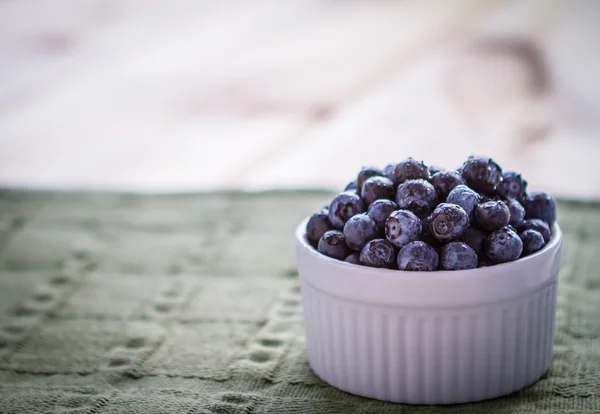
[397,241,439,271]
[446,185,480,216]
[328,192,366,229]
[306,212,333,248]
[440,242,478,270]
[360,239,396,268]
[523,191,556,225]
[429,165,444,175]
[383,163,396,182]
[517,218,551,243]
[460,156,503,194]
[420,215,442,249]
[367,199,399,228]
[430,171,465,200]
[483,227,523,263]
[393,157,430,185]
[474,200,510,232]
[519,229,545,256]
[343,214,379,251]
[356,167,383,195]
[385,209,422,248]
[496,172,527,200]
[344,253,361,265]
[395,179,438,217]
[344,181,357,192]
[507,198,526,227]
[318,230,349,260]
[361,176,395,206]
[462,226,487,255]
[429,203,469,242]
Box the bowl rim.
[296,217,561,277]
[295,217,563,307]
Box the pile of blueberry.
[305,156,556,271]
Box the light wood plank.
[243,0,600,199]
[0,0,493,191]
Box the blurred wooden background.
[0,0,599,198]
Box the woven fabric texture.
[0,189,598,414]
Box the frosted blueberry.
[460,156,503,194]
[306,212,333,248]
[523,191,556,226]
[428,203,469,242]
[397,241,439,271]
[343,214,379,251]
[360,239,396,268]
[446,185,480,216]
[441,242,478,270]
[328,192,365,229]
[430,170,465,201]
[395,179,438,217]
[393,157,430,185]
[520,229,545,256]
[318,230,349,260]
[483,227,523,263]
[367,199,399,228]
[385,209,422,248]
[361,176,395,206]
[474,200,510,232]
[517,218,551,243]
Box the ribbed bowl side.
[301,280,558,405]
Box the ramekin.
[295,219,563,404]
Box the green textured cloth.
[0,189,599,414]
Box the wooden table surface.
[0,0,599,198]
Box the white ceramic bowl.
[295,219,563,404]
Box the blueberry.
[383,163,396,182]
[420,215,443,249]
[306,212,333,248]
[328,192,366,229]
[446,185,480,216]
[474,200,510,231]
[318,230,349,260]
[440,242,478,270]
[393,157,430,185]
[517,218,551,243]
[428,203,469,242]
[356,167,383,195]
[462,226,487,254]
[360,239,396,268]
[397,241,439,271]
[344,253,361,265]
[507,198,526,227]
[343,213,380,251]
[519,229,545,256]
[430,170,465,200]
[429,165,444,175]
[460,156,503,194]
[385,209,422,248]
[523,191,556,225]
[483,227,523,263]
[395,179,438,216]
[367,199,399,228]
[361,176,395,206]
[496,172,527,200]
[344,181,358,192]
